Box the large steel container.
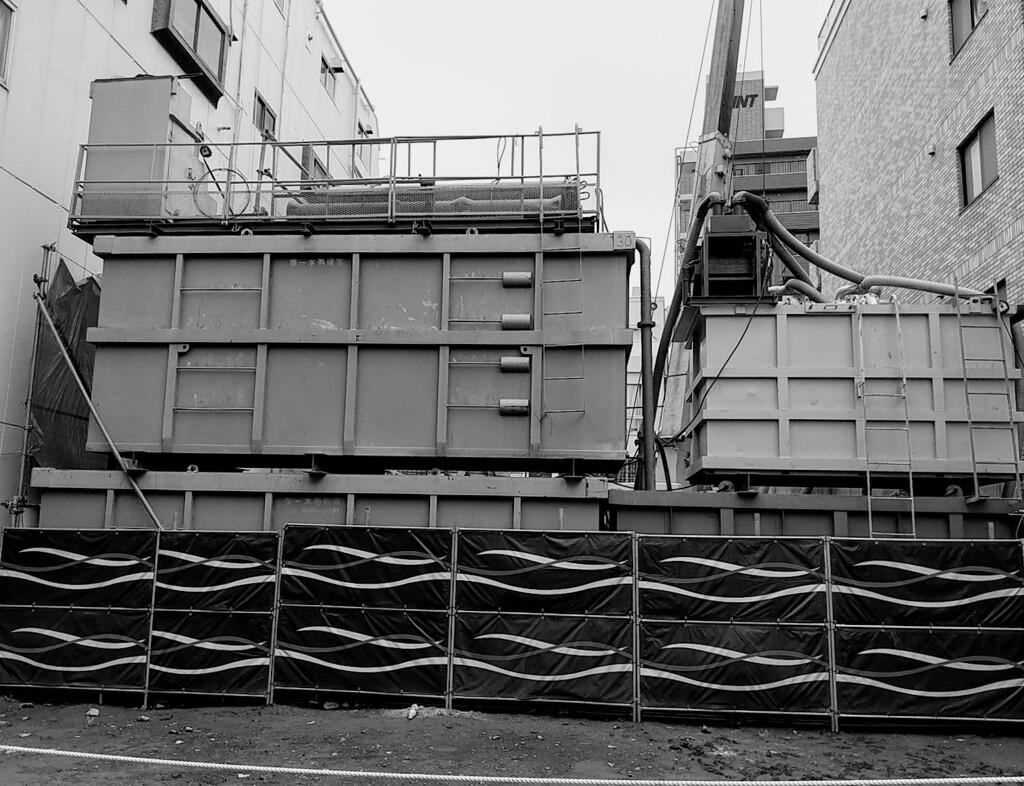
[30,469,608,531]
[85,233,634,471]
[681,300,1023,489]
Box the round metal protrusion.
[501,271,533,288]
[186,464,199,473]
[498,398,530,416]
[499,356,530,373]
[240,227,254,237]
[465,227,479,235]
[501,313,532,330]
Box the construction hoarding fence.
[0,527,1022,725]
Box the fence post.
[631,532,642,723]
[823,536,840,732]
[142,529,161,709]
[266,527,286,705]
[445,527,459,710]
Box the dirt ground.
[0,695,1022,785]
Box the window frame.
[958,110,998,207]
[253,91,278,141]
[949,0,988,57]
[0,0,16,88]
[320,56,337,100]
[151,0,229,104]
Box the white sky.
[325,0,829,297]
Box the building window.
[356,121,374,168]
[950,0,987,55]
[254,92,277,140]
[959,111,997,205]
[0,1,14,84]
[152,0,228,103]
[320,56,337,99]
[302,145,331,181]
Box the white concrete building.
[0,0,378,505]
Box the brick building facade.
[814,0,1024,303]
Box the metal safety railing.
[68,130,602,230]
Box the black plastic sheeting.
[0,527,1021,724]
[27,261,106,471]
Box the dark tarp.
[274,606,448,697]
[638,537,826,622]
[0,606,148,690]
[830,539,1024,627]
[640,621,830,714]
[452,612,633,704]
[835,626,1024,720]
[28,261,106,470]
[148,609,272,696]
[156,532,279,612]
[455,531,633,615]
[0,528,156,608]
[280,525,451,610]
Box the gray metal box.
[680,300,1022,488]
[86,233,633,471]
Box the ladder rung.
[545,375,585,381]
[969,423,1016,430]
[545,408,585,414]
[867,460,912,466]
[544,277,584,284]
[543,309,584,316]
[865,425,911,431]
[862,392,906,398]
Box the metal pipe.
[635,239,657,492]
[32,293,164,531]
[834,282,881,299]
[652,191,725,408]
[1010,321,1024,463]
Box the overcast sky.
[326,0,829,297]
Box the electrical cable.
[653,0,716,298]
[667,259,772,445]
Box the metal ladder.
[952,284,1022,501]
[856,300,917,537]
[540,249,587,416]
[538,125,588,418]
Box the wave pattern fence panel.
[637,537,831,720]
[452,531,635,708]
[830,539,1024,722]
[0,529,155,692]
[0,529,1022,725]
[150,532,279,698]
[275,526,453,701]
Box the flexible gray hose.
[732,191,867,284]
[734,191,987,300]
[767,233,814,286]
[652,192,725,407]
[780,279,828,303]
[858,275,984,298]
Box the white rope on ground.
[0,744,1023,785]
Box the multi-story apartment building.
[675,71,819,280]
[814,0,1024,301]
[0,0,378,504]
